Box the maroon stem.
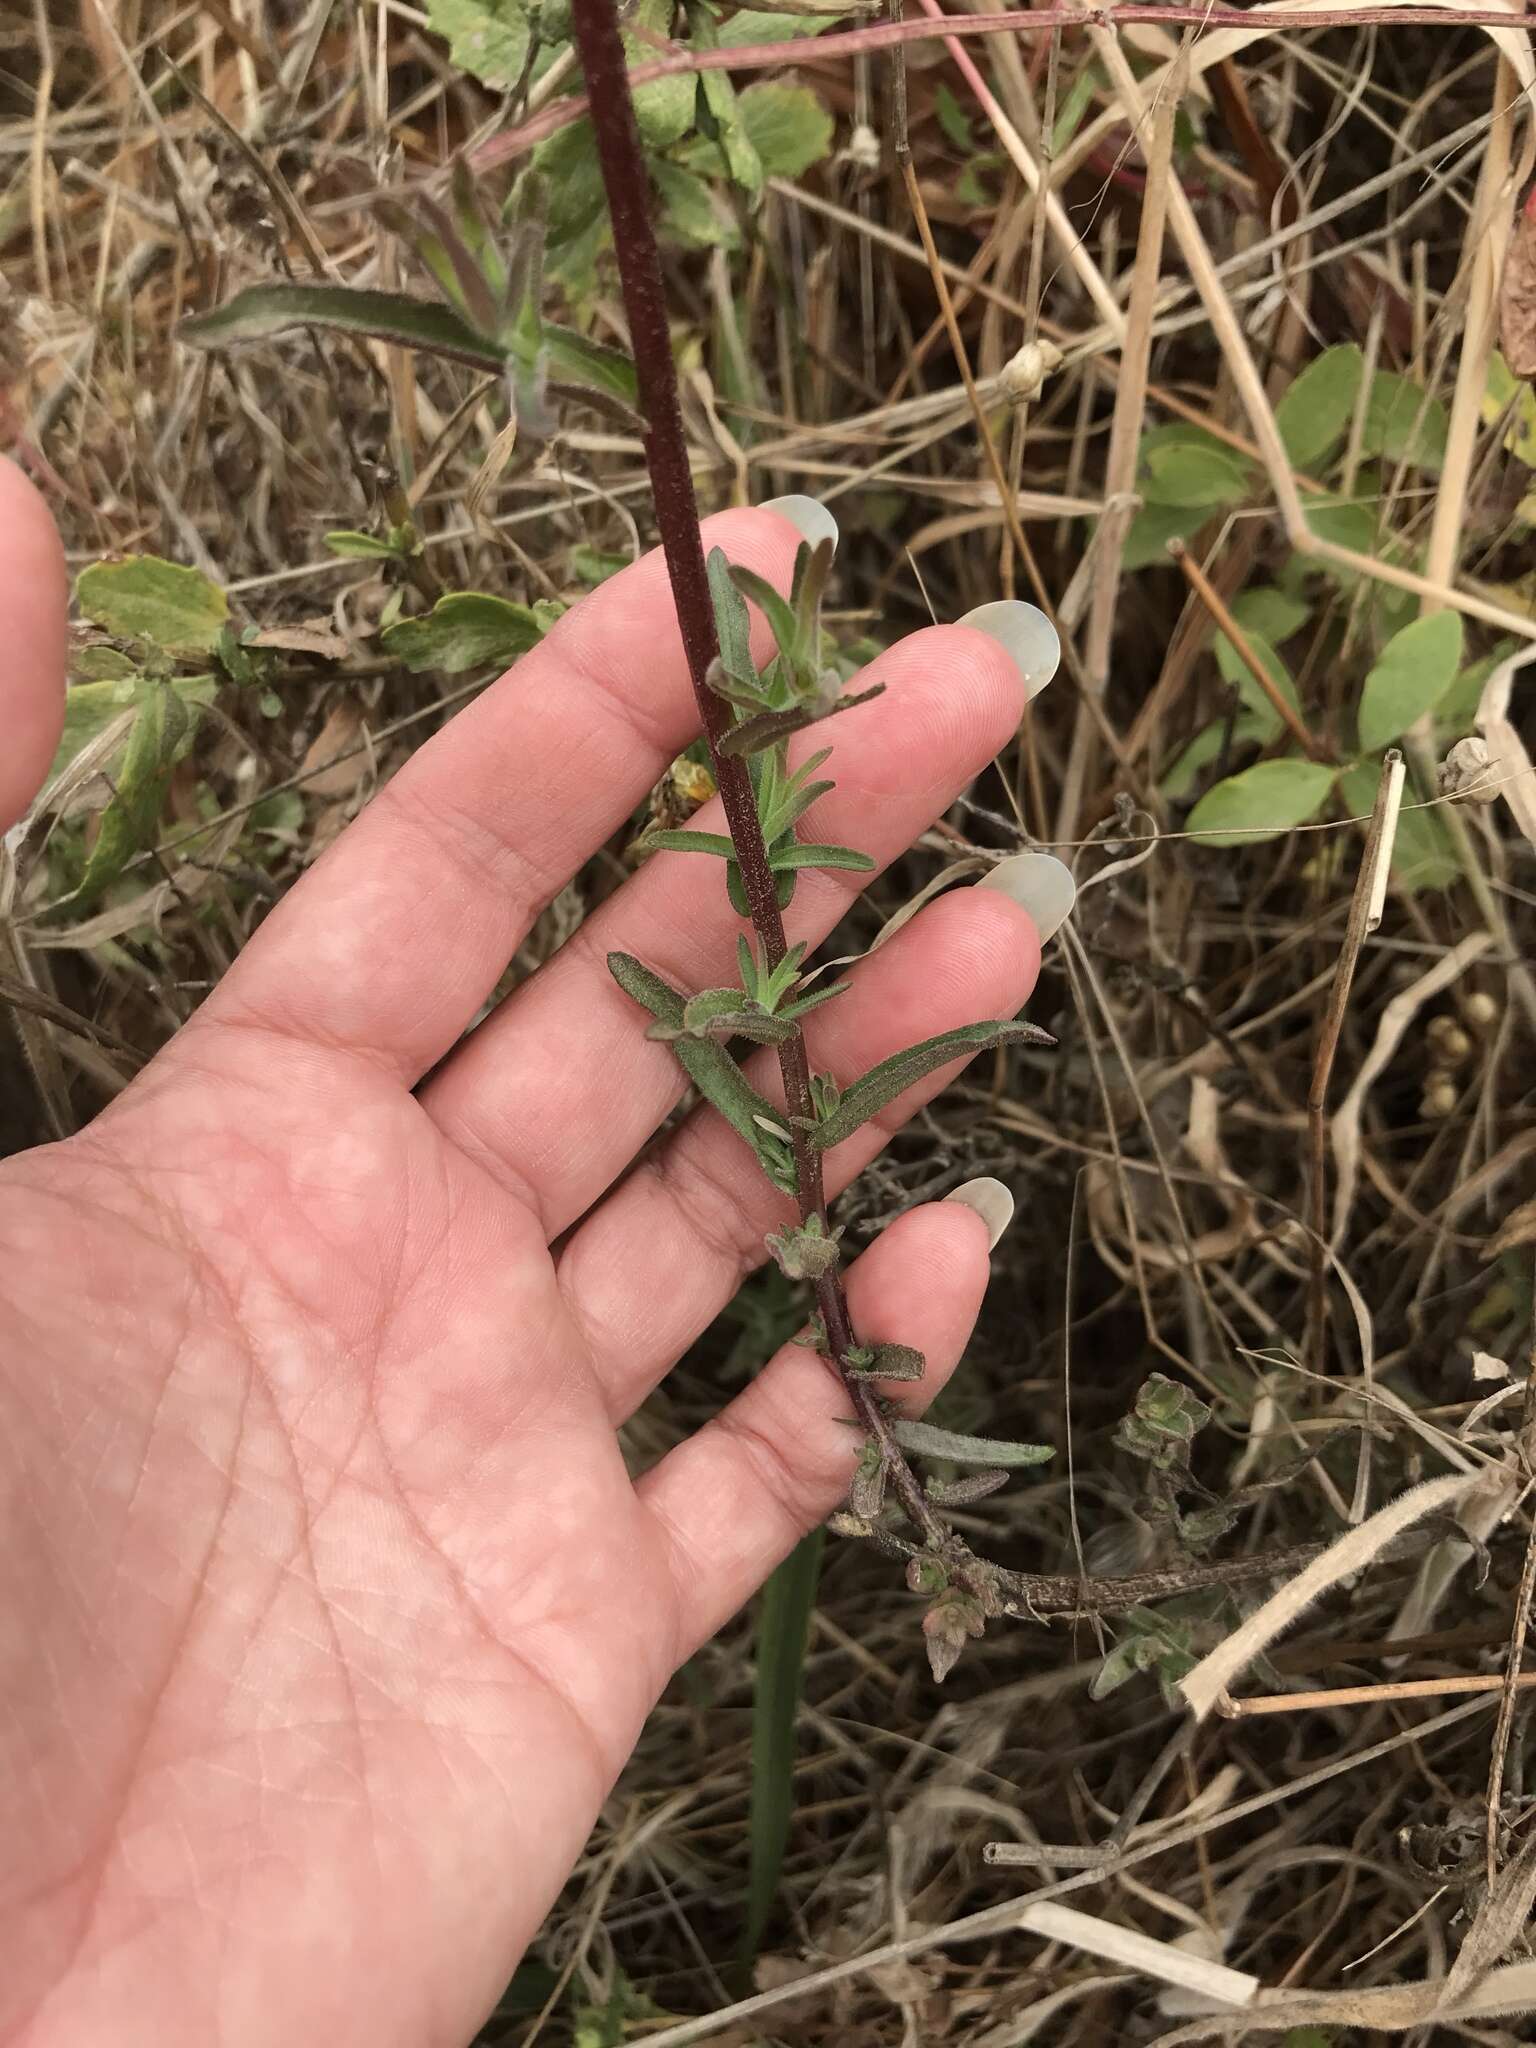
[568,0,946,1545]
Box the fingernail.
[957,600,1061,700]
[759,495,839,555]
[945,1177,1015,1249]
[979,851,1076,940]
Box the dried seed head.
[999,337,1064,405]
[840,122,881,173]
[1463,991,1499,1030]
[1438,734,1498,805]
[1421,1072,1459,1119]
[1426,1014,1473,1065]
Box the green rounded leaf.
[1229,586,1311,645]
[1275,343,1364,470]
[1186,758,1337,847]
[381,591,546,674]
[77,556,228,653]
[738,82,833,178]
[1362,371,1448,471]
[427,0,531,90]
[1214,629,1301,735]
[1357,610,1464,752]
[1141,442,1251,510]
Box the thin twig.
[1167,537,1334,764]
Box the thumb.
[0,456,68,834]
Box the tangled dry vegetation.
[7,0,1536,2040]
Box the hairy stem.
[569,0,948,1546]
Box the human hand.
[0,461,1057,2046]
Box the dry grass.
[6,3,1536,2042]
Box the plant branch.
[480,7,1529,164]
[568,0,950,1548]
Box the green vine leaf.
[806,1019,1056,1152]
[1356,610,1463,752]
[1275,343,1364,470]
[890,1420,1055,1468]
[1185,758,1336,848]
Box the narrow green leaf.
[1357,609,1464,752]
[708,545,756,686]
[728,561,801,658]
[1185,758,1337,847]
[890,1420,1055,1468]
[324,530,403,561]
[426,0,531,90]
[808,1019,1056,1151]
[768,841,875,873]
[742,1528,823,1962]
[716,7,839,47]
[644,828,737,858]
[691,3,765,197]
[542,323,638,405]
[381,591,545,674]
[608,953,795,1186]
[1275,343,1364,470]
[775,979,850,1022]
[179,283,506,371]
[77,555,228,653]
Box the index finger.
[186,504,817,1083]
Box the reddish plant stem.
[479,6,1520,165]
[569,0,948,1548]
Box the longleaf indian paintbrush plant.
[568,0,1058,1682]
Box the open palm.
[0,472,1043,2047]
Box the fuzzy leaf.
[652,159,736,248]
[1357,609,1464,752]
[707,545,757,688]
[1142,441,1252,509]
[543,322,638,405]
[179,282,505,371]
[1214,628,1302,736]
[609,953,796,1188]
[720,681,884,757]
[49,671,214,786]
[768,841,875,873]
[78,681,192,898]
[627,0,696,147]
[728,561,801,656]
[77,555,228,653]
[644,828,737,859]
[381,591,546,674]
[1185,758,1336,848]
[924,1469,1012,1506]
[738,81,834,178]
[427,0,531,89]
[891,1420,1055,1468]
[844,1342,925,1382]
[807,1019,1056,1151]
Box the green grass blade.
[742,1526,823,1964]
